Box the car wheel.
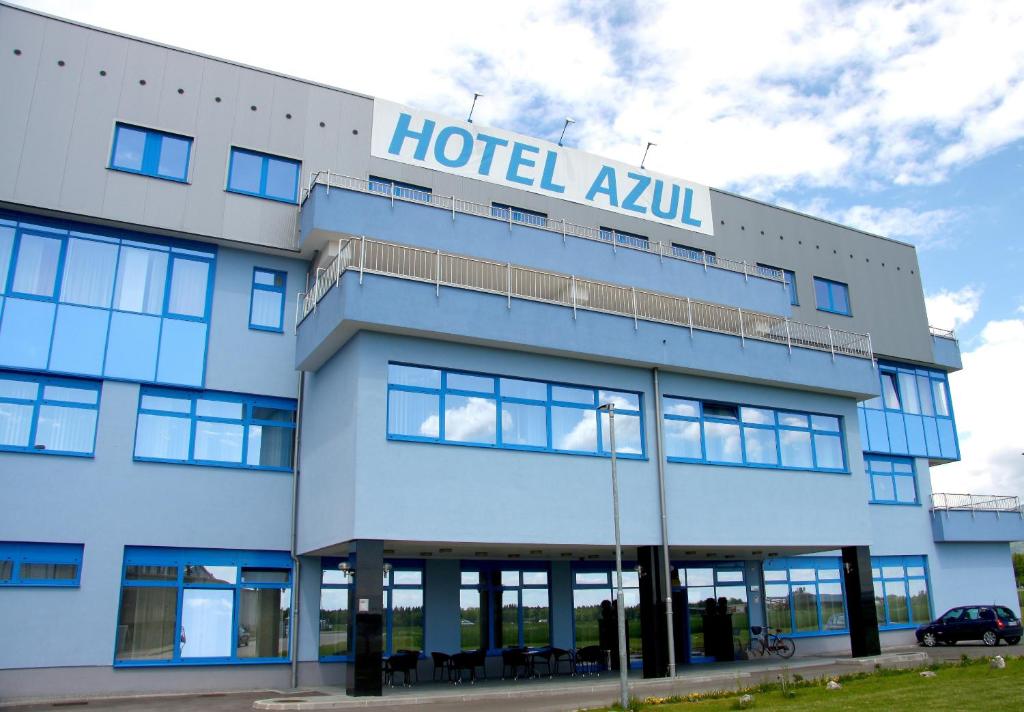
[982,630,999,647]
[921,632,938,647]
[1005,636,1021,645]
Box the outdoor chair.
[574,645,605,676]
[549,647,575,676]
[450,649,487,684]
[501,646,530,679]
[430,651,451,681]
[383,650,419,687]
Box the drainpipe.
[652,367,676,676]
[289,370,306,689]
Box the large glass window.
[675,565,749,655]
[762,558,848,636]
[867,456,918,504]
[0,372,100,456]
[134,388,296,471]
[385,567,424,654]
[115,548,291,665]
[459,566,551,652]
[0,542,83,586]
[110,123,193,182]
[813,277,851,316]
[572,569,641,657]
[227,148,300,203]
[249,268,287,332]
[873,556,931,629]
[663,396,846,473]
[386,363,645,459]
[319,568,352,659]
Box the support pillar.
[637,545,669,678]
[346,540,384,697]
[842,545,881,657]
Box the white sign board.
[371,99,714,236]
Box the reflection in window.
[115,547,292,665]
[249,268,287,332]
[386,363,645,459]
[664,396,845,472]
[110,123,193,182]
[572,569,642,656]
[0,542,83,587]
[0,372,99,456]
[227,148,300,203]
[385,567,424,654]
[868,456,918,504]
[134,388,296,471]
[114,247,168,314]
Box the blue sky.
[16,0,1024,496]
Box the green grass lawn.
[603,656,1024,711]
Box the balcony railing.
[930,325,957,340]
[298,236,875,361]
[931,493,1022,513]
[301,171,786,285]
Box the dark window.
[491,203,548,227]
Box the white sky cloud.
[19,0,1024,210]
[931,318,1024,498]
[925,286,982,331]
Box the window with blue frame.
[0,213,216,387]
[227,148,300,203]
[249,268,286,332]
[319,566,352,659]
[133,388,296,471]
[385,566,425,654]
[873,556,931,629]
[387,363,645,458]
[599,227,649,249]
[460,565,550,650]
[813,277,851,315]
[859,362,958,460]
[0,542,83,586]
[317,561,424,659]
[757,264,798,305]
[368,176,432,202]
[110,123,193,182]
[0,371,100,456]
[663,396,846,473]
[571,568,641,655]
[867,456,918,504]
[491,202,548,227]
[672,243,716,265]
[114,547,291,665]
[763,558,848,636]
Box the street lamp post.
[599,402,630,710]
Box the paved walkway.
[2,643,1017,712]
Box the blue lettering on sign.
[651,181,680,220]
[476,133,509,176]
[434,126,474,168]
[507,142,539,186]
[539,150,565,194]
[681,187,702,227]
[586,166,619,206]
[622,172,650,214]
[388,113,436,161]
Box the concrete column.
[424,559,461,654]
[842,546,881,657]
[550,561,574,649]
[346,540,384,697]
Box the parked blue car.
[916,605,1022,647]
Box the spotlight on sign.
[641,141,657,169]
[558,117,575,147]
[467,92,483,124]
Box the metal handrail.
[298,236,875,361]
[929,325,957,340]
[931,493,1022,513]
[300,171,786,285]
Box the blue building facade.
[0,3,1020,701]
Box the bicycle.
[749,625,795,658]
